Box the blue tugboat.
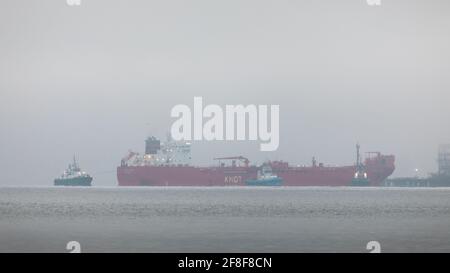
[54,157,93,186]
[245,164,283,186]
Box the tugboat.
[245,164,283,186]
[351,144,370,186]
[54,157,93,186]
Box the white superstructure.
[121,137,192,167]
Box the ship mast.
[72,155,80,172]
[354,143,367,180]
[356,144,361,168]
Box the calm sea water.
[1,187,450,253]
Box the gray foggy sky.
[1,0,450,186]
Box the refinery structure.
[438,144,450,176]
[386,144,450,187]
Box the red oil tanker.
[117,136,395,187]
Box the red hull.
[117,155,395,187]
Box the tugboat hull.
[54,176,92,186]
[245,177,283,186]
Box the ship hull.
[117,158,395,187]
[117,166,257,186]
[54,176,93,186]
[245,177,283,186]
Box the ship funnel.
[145,136,161,155]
